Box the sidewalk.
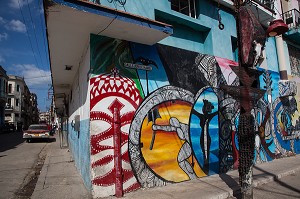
[31,133,91,199]
[32,133,300,199]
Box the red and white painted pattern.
[90,69,142,197]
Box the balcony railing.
[254,0,274,10]
[230,0,274,11]
[5,105,13,110]
[282,9,300,29]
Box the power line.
[26,0,44,69]
[38,0,50,67]
[17,0,40,73]
[24,75,50,80]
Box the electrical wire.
[26,0,43,68]
[38,0,50,68]
[24,75,51,80]
[17,0,40,73]
[96,14,118,35]
[17,0,49,88]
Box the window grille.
[171,0,197,18]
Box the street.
[0,131,52,199]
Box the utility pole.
[222,1,267,198]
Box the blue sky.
[0,0,51,112]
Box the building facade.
[5,75,38,131]
[45,0,300,197]
[30,93,39,125]
[0,66,8,128]
[39,111,50,124]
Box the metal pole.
[235,1,254,198]
[113,107,123,197]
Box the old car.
[23,124,51,142]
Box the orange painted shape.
[140,100,205,182]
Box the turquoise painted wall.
[89,0,237,60]
[68,119,91,190]
[264,37,280,72]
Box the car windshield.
[28,125,48,130]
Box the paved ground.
[253,172,300,199]
[30,131,300,199]
[31,133,91,199]
[0,131,50,199]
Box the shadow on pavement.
[253,165,300,194]
[27,137,56,143]
[0,132,57,152]
[219,173,242,198]
[0,131,24,152]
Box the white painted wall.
[69,45,90,122]
[68,43,92,190]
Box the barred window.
[171,0,197,18]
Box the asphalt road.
[0,131,52,199]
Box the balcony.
[252,0,274,11]
[5,105,13,110]
[216,0,275,27]
[282,9,300,45]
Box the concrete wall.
[72,1,300,197]
[88,34,300,197]
[68,45,91,190]
[89,0,237,60]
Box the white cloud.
[0,33,8,41]
[0,55,5,63]
[0,16,6,24]
[5,20,26,33]
[13,64,51,87]
[9,0,34,9]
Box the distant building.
[0,66,8,127]
[30,93,39,124]
[39,111,50,124]
[5,75,32,131]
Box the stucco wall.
[88,34,300,197]
[68,45,91,190]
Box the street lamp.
[266,19,289,37]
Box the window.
[16,99,19,107]
[5,113,11,117]
[7,98,11,107]
[171,0,197,18]
[8,84,12,93]
[15,113,19,118]
[17,85,20,92]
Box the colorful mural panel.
[90,35,300,196]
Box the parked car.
[23,124,51,142]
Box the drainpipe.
[113,107,123,197]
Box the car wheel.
[27,139,31,143]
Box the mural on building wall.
[288,44,300,77]
[90,35,300,196]
[90,35,143,196]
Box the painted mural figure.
[152,117,197,180]
[281,97,298,137]
[192,99,218,175]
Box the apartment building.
[5,75,39,131]
[44,0,300,197]
[0,66,8,127]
